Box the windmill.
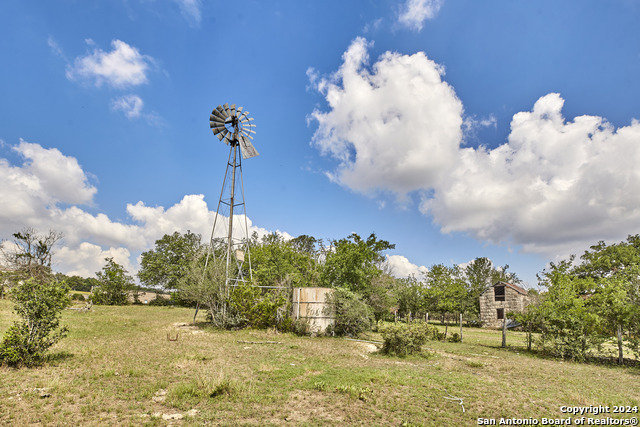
[206,103,258,304]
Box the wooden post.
[459,313,463,342]
[502,318,507,348]
[426,313,429,324]
[617,324,624,365]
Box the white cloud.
[423,93,640,257]
[173,0,202,27]
[398,0,443,32]
[111,94,144,119]
[66,39,153,88]
[309,37,463,196]
[0,140,291,277]
[462,114,497,143]
[47,36,66,60]
[310,40,640,259]
[363,18,383,34]
[56,243,134,278]
[386,254,428,280]
[0,140,96,220]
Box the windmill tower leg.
[226,141,237,298]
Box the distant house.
[479,281,531,328]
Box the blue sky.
[1,0,640,287]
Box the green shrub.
[0,278,70,367]
[91,258,136,305]
[448,332,461,343]
[379,321,435,357]
[290,318,312,336]
[229,283,290,329]
[325,288,373,337]
[71,293,85,301]
[148,295,174,306]
[209,380,234,398]
[334,384,373,401]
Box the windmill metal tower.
[206,103,258,299]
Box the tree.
[588,273,637,364]
[424,264,467,322]
[511,295,543,351]
[55,273,97,292]
[1,227,63,283]
[368,272,399,321]
[464,257,494,317]
[536,259,602,361]
[321,233,395,296]
[0,227,68,367]
[396,275,424,320]
[575,235,640,281]
[92,258,137,305]
[490,263,522,285]
[325,287,374,337]
[251,233,320,288]
[0,278,70,367]
[138,231,202,290]
[178,252,229,325]
[567,236,640,363]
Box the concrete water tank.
[292,287,335,334]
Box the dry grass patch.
[0,301,639,426]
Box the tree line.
[136,230,521,332]
[3,226,638,366]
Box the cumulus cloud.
[0,140,286,277]
[0,140,96,222]
[56,243,134,278]
[309,37,463,196]
[111,94,144,119]
[66,39,153,88]
[309,39,640,258]
[398,0,443,31]
[423,93,640,256]
[386,254,428,280]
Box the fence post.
[502,318,507,348]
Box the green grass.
[1,298,638,426]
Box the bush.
[325,288,374,337]
[206,310,247,330]
[169,291,196,307]
[148,295,174,306]
[447,332,461,343]
[229,283,290,329]
[379,321,435,357]
[0,278,70,367]
[290,318,312,336]
[71,293,86,301]
[92,258,137,305]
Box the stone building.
[479,281,531,328]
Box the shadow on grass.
[46,350,74,365]
[477,343,640,370]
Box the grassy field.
[1,299,638,426]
